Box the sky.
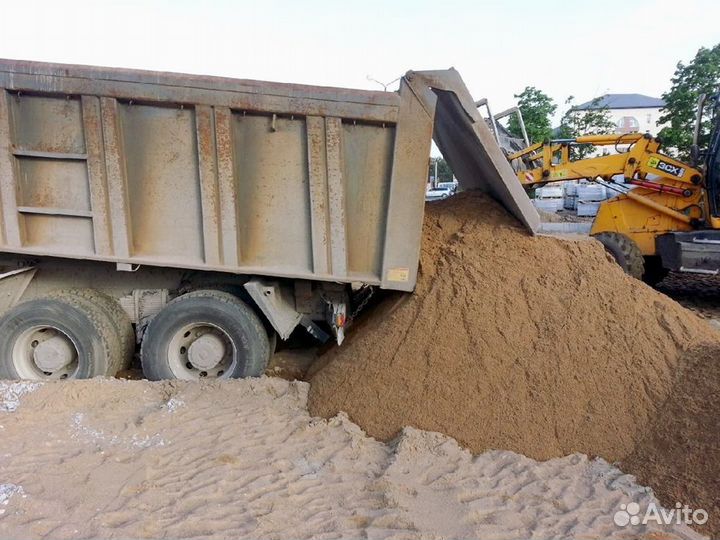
[1,0,718,124]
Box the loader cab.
[654,92,720,275]
[706,96,720,218]
[691,90,720,218]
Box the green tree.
[658,43,720,160]
[508,86,556,144]
[428,157,453,183]
[557,96,616,159]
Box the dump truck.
[0,60,538,381]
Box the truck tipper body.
[0,60,537,381]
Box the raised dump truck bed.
[0,60,430,291]
[0,60,537,382]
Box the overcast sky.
[1,0,718,122]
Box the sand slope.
[0,378,703,540]
[622,345,720,538]
[309,192,718,462]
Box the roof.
[573,94,665,110]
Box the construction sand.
[622,344,720,538]
[308,192,720,537]
[309,192,718,461]
[0,378,706,540]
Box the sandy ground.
[0,377,705,540]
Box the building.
[573,94,666,136]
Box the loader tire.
[140,290,270,381]
[0,292,119,380]
[642,256,669,286]
[593,232,645,280]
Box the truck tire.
[49,289,135,373]
[140,290,270,381]
[0,291,121,380]
[177,280,277,352]
[593,232,645,280]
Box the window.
[616,116,640,134]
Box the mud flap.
[406,69,540,233]
[0,267,36,316]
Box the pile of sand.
[308,192,719,462]
[622,343,720,538]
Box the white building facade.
[574,94,667,137]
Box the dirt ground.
[657,272,720,321]
[0,378,705,540]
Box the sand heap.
[622,343,720,538]
[309,192,719,462]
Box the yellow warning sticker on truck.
[387,267,410,282]
[550,169,568,179]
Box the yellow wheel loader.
[506,93,720,284]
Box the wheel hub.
[12,325,80,379]
[167,322,234,379]
[33,334,76,372]
[187,333,226,370]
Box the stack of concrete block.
[576,184,607,217]
[533,186,564,213]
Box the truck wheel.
[593,232,645,280]
[49,289,135,373]
[140,290,270,381]
[0,291,121,380]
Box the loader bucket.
[407,69,540,233]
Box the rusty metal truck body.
[0,60,537,381]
